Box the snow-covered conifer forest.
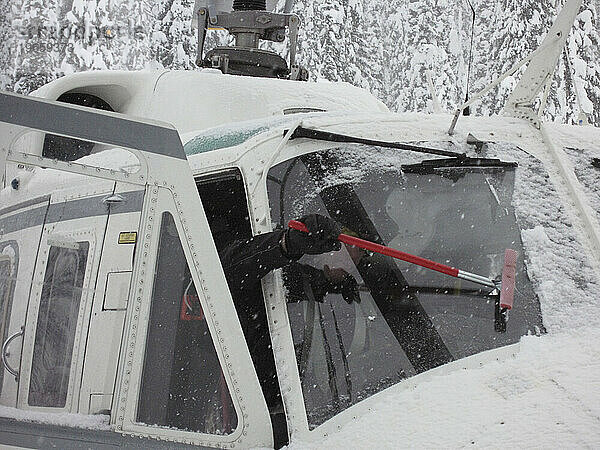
[0,0,598,126]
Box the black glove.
[324,265,361,304]
[284,214,342,257]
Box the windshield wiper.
[286,127,519,171]
[287,126,466,159]
[357,284,508,332]
[401,156,517,174]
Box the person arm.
[219,214,342,291]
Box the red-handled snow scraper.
[288,220,517,330]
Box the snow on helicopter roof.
[33,69,390,136]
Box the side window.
[29,243,89,407]
[0,258,11,304]
[0,255,14,391]
[137,212,237,435]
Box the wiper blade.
[287,126,466,159]
[402,156,517,174]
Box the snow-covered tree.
[301,0,354,81]
[387,0,469,113]
[150,0,196,69]
[0,0,17,90]
[346,0,385,98]
[1,0,599,126]
[59,0,116,74]
[470,0,555,117]
[13,0,61,93]
[554,2,600,125]
[110,0,151,70]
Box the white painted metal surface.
[503,0,585,126]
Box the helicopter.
[0,0,599,448]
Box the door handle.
[102,194,125,205]
[2,326,23,380]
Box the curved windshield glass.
[267,143,544,429]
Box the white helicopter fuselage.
[0,65,599,450]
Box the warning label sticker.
[118,232,137,244]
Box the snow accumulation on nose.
[563,146,600,225]
[500,143,600,333]
[287,328,600,449]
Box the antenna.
[448,0,584,134]
[283,0,295,14]
[463,0,476,116]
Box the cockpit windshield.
[266,142,544,429]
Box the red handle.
[288,220,459,277]
[499,249,517,310]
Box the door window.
[0,255,14,391]
[137,212,237,435]
[28,243,89,407]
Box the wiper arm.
[287,126,466,159]
[402,156,517,174]
[357,284,496,299]
[357,284,508,332]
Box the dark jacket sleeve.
[219,230,298,291]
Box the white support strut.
[448,0,583,135]
[502,0,584,128]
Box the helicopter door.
[118,186,273,447]
[17,184,112,412]
[0,198,49,407]
[78,182,144,414]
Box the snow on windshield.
[563,146,600,225]
[184,116,300,156]
[487,143,600,332]
[267,141,554,428]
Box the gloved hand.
[284,214,342,257]
[323,265,361,304]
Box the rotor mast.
[195,0,307,80]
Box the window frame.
[0,242,18,394]
[235,134,547,443]
[18,230,96,413]
[118,186,272,448]
[135,210,239,435]
[27,242,90,408]
[194,167,291,446]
